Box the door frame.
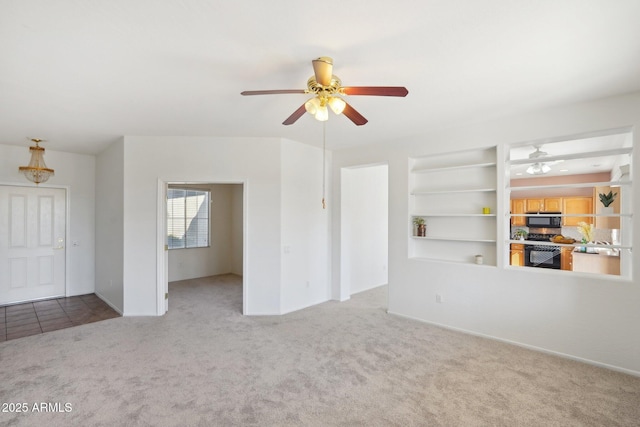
[0,181,71,299]
[156,178,248,315]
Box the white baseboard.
[94,291,123,316]
[387,310,640,378]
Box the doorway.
[0,185,66,305]
[158,181,245,314]
[340,164,389,298]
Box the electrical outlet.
[436,294,443,303]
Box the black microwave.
[526,212,562,228]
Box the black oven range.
[524,229,562,269]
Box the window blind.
[167,188,210,249]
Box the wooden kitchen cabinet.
[561,247,573,271]
[519,197,562,214]
[525,198,544,212]
[511,199,526,225]
[510,244,524,266]
[562,197,593,226]
[543,197,562,211]
[511,197,563,225]
[512,195,590,226]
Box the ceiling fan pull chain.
[322,121,327,209]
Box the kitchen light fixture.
[526,162,551,175]
[19,138,54,184]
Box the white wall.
[341,164,388,296]
[0,143,96,297]
[115,136,331,316]
[331,91,640,375]
[95,138,124,312]
[280,139,331,313]
[168,183,242,282]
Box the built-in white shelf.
[409,256,497,267]
[414,213,496,217]
[412,236,497,243]
[412,162,496,174]
[409,146,498,266]
[411,187,496,195]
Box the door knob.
[53,237,65,250]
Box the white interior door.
[0,186,66,305]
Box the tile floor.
[0,294,120,341]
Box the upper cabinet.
[542,197,562,212]
[562,196,593,226]
[524,197,562,213]
[511,199,526,226]
[511,196,592,227]
[409,146,497,266]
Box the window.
[167,188,210,249]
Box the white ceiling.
[509,131,632,178]
[1,0,640,155]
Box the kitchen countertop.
[572,250,620,275]
[573,248,620,257]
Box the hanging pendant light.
[19,138,55,184]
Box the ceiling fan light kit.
[526,162,551,175]
[328,96,346,115]
[241,56,408,126]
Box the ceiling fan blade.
[282,104,307,125]
[241,89,306,96]
[342,102,368,126]
[341,86,408,97]
[312,57,333,86]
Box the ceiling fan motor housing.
[306,75,343,97]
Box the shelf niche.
[409,146,498,266]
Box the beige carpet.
[0,274,638,426]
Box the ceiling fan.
[526,145,563,175]
[240,56,408,126]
